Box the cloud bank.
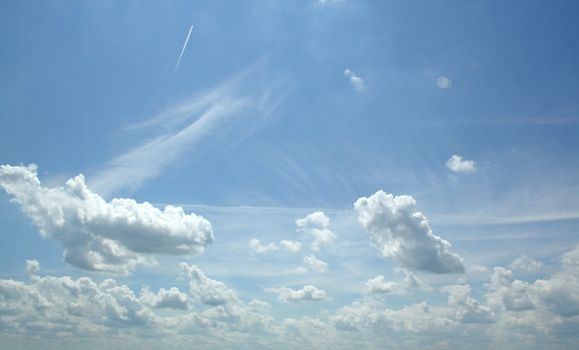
[0,164,213,274]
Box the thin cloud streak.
[89,67,287,197]
[172,24,194,79]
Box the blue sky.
[1,1,579,349]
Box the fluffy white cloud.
[266,285,328,303]
[139,286,189,310]
[296,211,336,252]
[445,154,477,173]
[179,263,239,306]
[436,76,452,89]
[487,249,579,318]
[365,275,396,294]
[248,239,278,254]
[303,254,328,272]
[354,191,465,274]
[344,69,366,92]
[0,164,213,274]
[280,240,302,253]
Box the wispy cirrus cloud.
[89,66,289,197]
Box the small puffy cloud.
[266,285,328,303]
[139,286,189,310]
[365,275,396,294]
[296,211,336,252]
[179,263,238,306]
[436,76,452,89]
[445,155,477,173]
[354,191,465,274]
[280,240,302,253]
[248,239,278,254]
[344,69,366,92]
[509,255,543,273]
[303,254,328,272]
[0,164,213,274]
[26,259,40,277]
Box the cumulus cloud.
[344,69,366,92]
[0,164,213,274]
[443,285,494,324]
[445,154,477,173]
[296,211,336,252]
[365,275,396,294]
[436,76,452,89]
[354,191,465,274]
[248,239,278,254]
[280,240,302,253]
[139,286,189,310]
[265,285,328,303]
[303,254,328,272]
[486,249,579,318]
[179,263,238,306]
[26,259,40,277]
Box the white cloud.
[509,255,543,272]
[296,211,336,252]
[90,68,287,197]
[248,239,278,254]
[445,154,477,173]
[443,285,494,324]
[365,275,396,294]
[280,240,302,252]
[0,164,213,274]
[436,76,452,89]
[25,259,40,277]
[265,285,328,303]
[344,69,366,92]
[139,286,189,310]
[354,191,465,274]
[303,254,328,272]
[179,263,239,306]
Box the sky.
[1,1,579,349]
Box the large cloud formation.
[354,191,465,274]
[0,164,213,274]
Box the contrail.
[172,24,194,79]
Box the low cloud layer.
[265,285,328,303]
[0,164,213,274]
[354,191,465,274]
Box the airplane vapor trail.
[172,24,194,79]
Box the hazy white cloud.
[280,240,302,253]
[139,286,189,310]
[266,285,328,303]
[509,255,543,272]
[248,239,278,254]
[365,275,396,294]
[25,259,40,277]
[436,76,452,89]
[90,68,287,197]
[179,263,239,306]
[344,69,366,92]
[443,285,494,324]
[303,254,328,272]
[0,164,213,274]
[296,211,336,252]
[445,154,477,173]
[354,191,465,274]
